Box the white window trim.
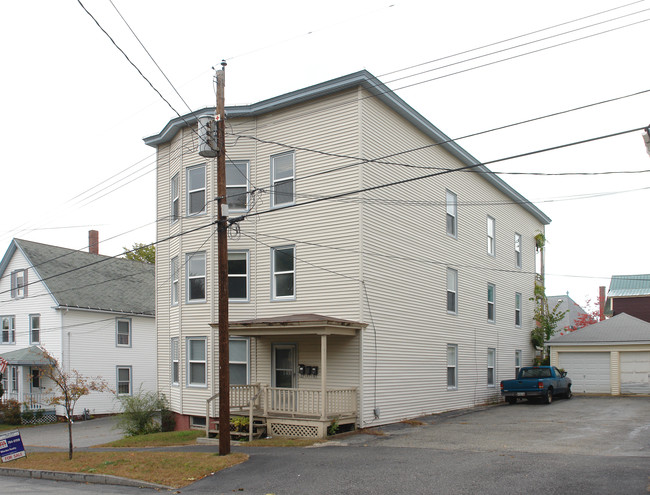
[171,337,180,386]
[171,172,180,223]
[447,344,458,390]
[10,366,18,393]
[116,366,132,396]
[446,190,457,238]
[487,283,496,323]
[487,348,496,387]
[11,269,27,299]
[171,256,179,306]
[186,164,206,216]
[271,246,296,301]
[515,350,522,377]
[515,292,522,328]
[29,314,40,344]
[228,250,250,303]
[514,233,522,269]
[116,318,132,347]
[487,216,496,256]
[270,152,295,208]
[226,160,250,212]
[187,337,207,388]
[1,316,15,345]
[229,337,250,385]
[186,252,206,303]
[446,268,458,315]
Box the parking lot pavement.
[363,396,650,457]
[18,416,124,450]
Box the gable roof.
[143,70,550,226]
[0,239,154,316]
[547,313,650,345]
[547,294,587,330]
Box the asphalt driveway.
[17,415,124,450]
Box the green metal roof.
[607,274,650,298]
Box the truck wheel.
[565,386,572,400]
[506,397,516,405]
[544,388,553,405]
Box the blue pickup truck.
[500,366,572,405]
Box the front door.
[272,344,296,388]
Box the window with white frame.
[11,269,27,299]
[487,348,496,387]
[447,268,458,314]
[515,350,522,377]
[30,314,40,344]
[446,190,457,238]
[515,292,522,327]
[271,152,295,207]
[186,252,206,302]
[187,164,206,215]
[187,338,207,386]
[1,316,15,344]
[10,366,18,392]
[31,368,41,389]
[487,284,495,323]
[447,344,458,389]
[116,318,131,347]
[171,256,179,306]
[171,337,179,385]
[171,173,180,222]
[487,216,496,256]
[228,251,249,301]
[229,338,249,385]
[272,246,295,300]
[514,233,522,269]
[116,366,132,395]
[226,160,249,211]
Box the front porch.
[208,314,366,439]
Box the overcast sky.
[1,0,648,308]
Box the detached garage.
[548,313,650,395]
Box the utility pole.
[215,60,230,456]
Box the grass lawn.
[99,429,205,447]
[2,451,248,488]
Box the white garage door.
[620,352,650,394]
[558,352,610,394]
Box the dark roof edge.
[143,70,550,225]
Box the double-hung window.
[30,314,40,344]
[10,366,18,392]
[171,256,179,306]
[515,292,522,327]
[487,216,496,256]
[487,284,495,323]
[514,233,522,268]
[487,348,496,387]
[116,366,132,395]
[11,269,27,299]
[187,165,206,215]
[187,338,207,387]
[271,152,295,207]
[272,246,295,300]
[1,316,15,344]
[226,160,249,211]
[171,173,180,222]
[228,251,249,301]
[515,350,522,377]
[446,190,457,237]
[171,337,180,385]
[447,344,458,389]
[186,252,206,302]
[446,268,458,314]
[229,338,249,385]
[116,318,131,347]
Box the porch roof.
[0,347,52,366]
[222,314,367,336]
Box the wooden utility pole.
[215,60,230,456]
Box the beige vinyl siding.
[357,90,542,425]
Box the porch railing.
[0,392,52,410]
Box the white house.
[144,71,551,437]
[0,233,156,416]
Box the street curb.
[0,467,173,490]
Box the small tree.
[531,283,567,360]
[123,242,155,264]
[117,389,169,436]
[40,351,110,459]
[569,297,601,331]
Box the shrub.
[160,405,175,432]
[117,390,169,436]
[0,400,22,425]
[231,416,249,432]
